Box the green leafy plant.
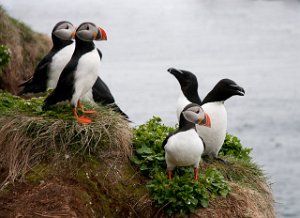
[147,168,230,216]
[220,134,252,161]
[131,116,174,177]
[0,44,11,69]
[131,117,232,216]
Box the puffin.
[43,22,107,124]
[168,68,245,163]
[19,21,75,94]
[162,103,211,180]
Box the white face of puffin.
[52,21,75,40]
[76,22,107,42]
[182,105,211,127]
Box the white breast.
[47,43,75,89]
[165,129,204,170]
[71,49,101,106]
[196,102,227,156]
[176,93,192,120]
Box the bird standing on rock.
[19,21,75,94]
[168,68,245,163]
[162,103,211,180]
[43,22,107,124]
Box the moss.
[25,164,52,184]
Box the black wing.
[19,51,55,94]
[92,77,115,104]
[92,77,129,118]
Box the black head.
[76,22,107,42]
[168,68,201,104]
[202,79,245,104]
[52,21,75,40]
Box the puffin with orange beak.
[19,21,76,94]
[43,22,107,124]
[162,103,211,180]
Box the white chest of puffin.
[163,103,211,180]
[47,42,75,89]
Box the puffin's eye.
[86,26,89,30]
[196,110,200,114]
[66,25,69,29]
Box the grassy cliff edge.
[0,92,276,217]
[0,7,276,218]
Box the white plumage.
[196,102,227,156]
[47,43,75,88]
[165,129,204,170]
[71,49,101,107]
[176,92,192,120]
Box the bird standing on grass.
[43,22,107,124]
[162,103,211,180]
[19,21,75,94]
[168,68,245,163]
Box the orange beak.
[71,31,75,39]
[199,113,211,128]
[98,27,107,40]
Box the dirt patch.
[0,178,91,218]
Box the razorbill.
[19,21,75,94]
[167,68,201,120]
[162,103,211,180]
[168,68,245,163]
[197,79,245,162]
[43,22,107,124]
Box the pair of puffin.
[164,68,245,180]
[19,21,128,121]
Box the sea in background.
[0,0,299,217]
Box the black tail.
[110,103,130,121]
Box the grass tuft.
[0,91,132,188]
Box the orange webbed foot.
[77,116,92,124]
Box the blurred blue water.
[1,0,300,217]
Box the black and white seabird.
[162,103,211,180]
[19,21,75,94]
[197,78,245,162]
[168,68,245,163]
[43,22,107,124]
[167,68,201,120]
